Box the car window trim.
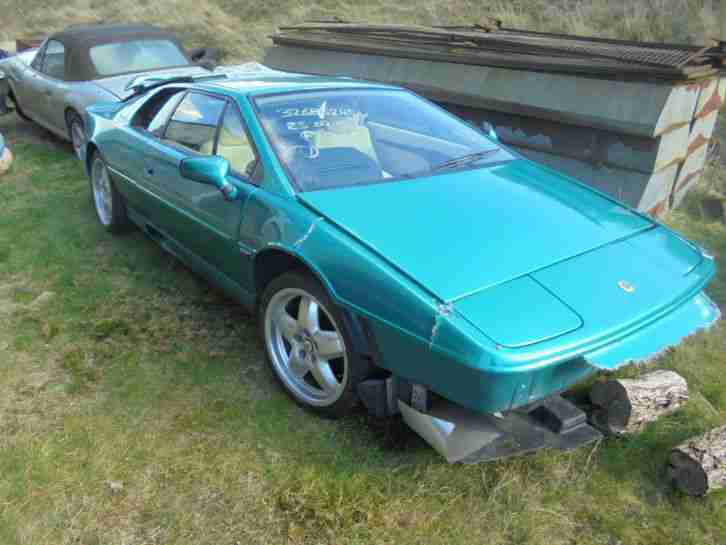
[158,89,190,141]
[30,41,47,73]
[215,99,264,185]
[249,87,507,193]
[162,89,226,147]
[161,89,262,186]
[128,87,187,138]
[39,39,67,81]
[130,87,261,187]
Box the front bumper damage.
[399,394,601,463]
[359,377,601,463]
[358,289,720,463]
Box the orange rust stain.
[675,168,704,193]
[696,86,724,119]
[687,133,709,155]
[648,199,668,218]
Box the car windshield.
[254,89,513,191]
[89,40,188,77]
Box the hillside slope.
[0,0,722,61]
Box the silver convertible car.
[0,24,213,159]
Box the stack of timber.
[265,22,726,216]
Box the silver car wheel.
[91,157,113,227]
[71,120,85,161]
[264,288,348,407]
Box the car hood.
[454,226,705,349]
[299,159,653,302]
[93,65,210,99]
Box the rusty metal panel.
[264,45,685,138]
[653,82,701,136]
[263,39,725,216]
[694,77,724,119]
[446,104,690,176]
[513,148,678,216]
[671,143,709,209]
[272,23,725,80]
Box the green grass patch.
[1,4,726,538]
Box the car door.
[12,41,47,119]
[33,39,71,133]
[145,91,260,285]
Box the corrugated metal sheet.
[272,22,726,80]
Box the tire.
[67,111,86,161]
[88,152,130,233]
[258,270,371,418]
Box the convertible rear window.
[89,40,188,77]
[254,89,513,192]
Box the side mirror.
[480,121,498,141]
[179,155,238,201]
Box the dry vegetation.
[0,0,723,61]
[0,1,725,544]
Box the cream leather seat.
[313,115,378,162]
[200,127,256,174]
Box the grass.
[2,109,726,545]
[1,1,725,543]
[0,0,722,59]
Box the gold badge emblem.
[618,280,635,294]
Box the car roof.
[193,69,396,98]
[51,24,176,48]
[44,24,190,82]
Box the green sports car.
[82,68,719,462]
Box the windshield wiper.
[428,149,500,174]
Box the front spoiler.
[399,394,601,463]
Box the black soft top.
[42,24,191,81]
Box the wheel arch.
[84,142,99,176]
[253,246,373,357]
[64,106,82,135]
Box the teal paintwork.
[84,70,720,415]
[179,155,239,201]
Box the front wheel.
[259,271,370,418]
[88,152,129,233]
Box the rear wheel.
[259,271,370,418]
[88,152,129,233]
[67,112,86,161]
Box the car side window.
[164,92,226,154]
[215,105,261,182]
[30,42,46,72]
[131,89,187,137]
[41,40,66,80]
